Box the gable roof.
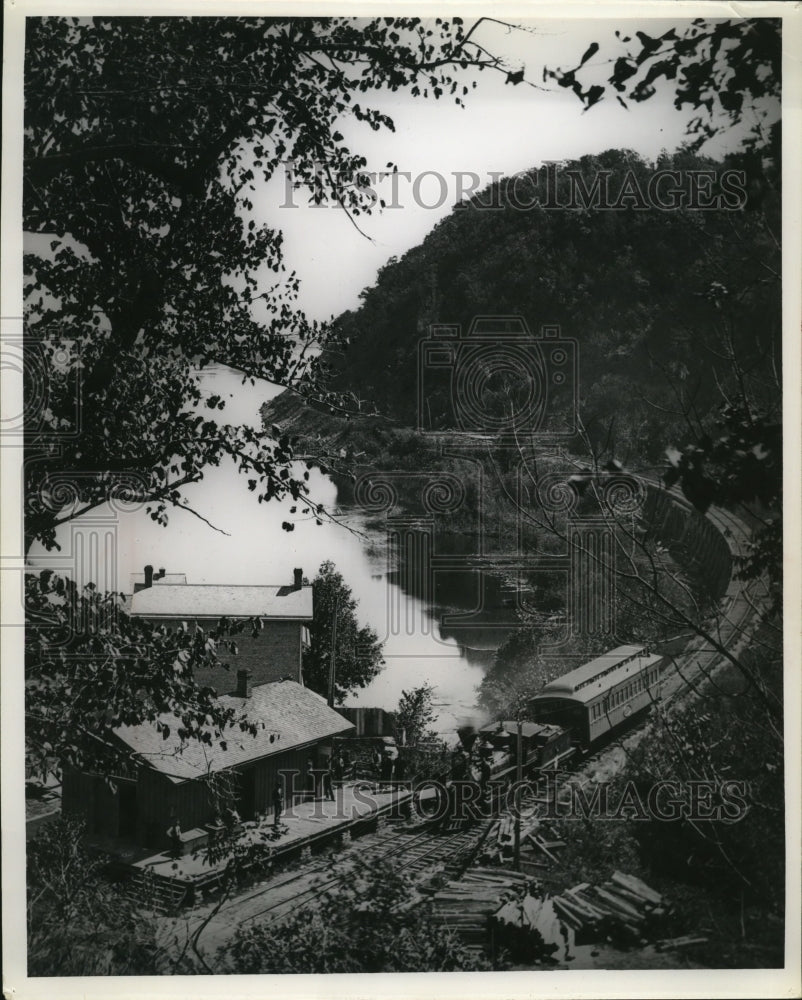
[116,681,353,782]
[130,572,188,590]
[536,646,662,704]
[129,583,313,620]
[479,720,560,741]
[541,645,644,695]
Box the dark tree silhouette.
[23,16,524,552]
[302,560,384,702]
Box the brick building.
[129,566,313,690]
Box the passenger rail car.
[528,644,664,750]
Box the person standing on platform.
[371,746,382,780]
[272,778,284,828]
[306,757,317,800]
[272,779,283,827]
[166,817,182,858]
[382,740,398,782]
[322,762,335,802]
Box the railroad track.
[180,816,495,966]
[574,498,768,779]
[235,820,493,928]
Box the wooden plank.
[593,887,644,920]
[656,935,708,949]
[531,837,560,864]
[612,870,663,904]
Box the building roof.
[129,583,313,620]
[130,572,188,589]
[479,720,565,741]
[116,681,354,782]
[533,645,662,705]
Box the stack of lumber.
[429,867,528,952]
[551,871,670,945]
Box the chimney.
[144,565,154,589]
[236,669,252,699]
[293,567,303,590]
[156,567,166,581]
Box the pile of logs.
[551,871,671,945]
[429,867,529,953]
[430,866,679,961]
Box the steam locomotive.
[470,644,665,778]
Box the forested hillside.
[268,147,779,470]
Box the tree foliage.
[220,857,490,973]
[302,560,384,702]
[621,651,784,909]
[546,18,780,153]
[393,683,450,780]
[394,683,438,745]
[27,817,164,976]
[23,15,515,551]
[664,396,782,614]
[310,148,780,466]
[25,570,269,777]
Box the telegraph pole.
[514,718,523,870]
[327,594,338,707]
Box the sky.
[251,16,743,322]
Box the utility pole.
[327,594,338,708]
[514,718,523,870]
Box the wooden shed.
[62,679,354,850]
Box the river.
[27,366,513,735]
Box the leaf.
[578,41,599,67]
